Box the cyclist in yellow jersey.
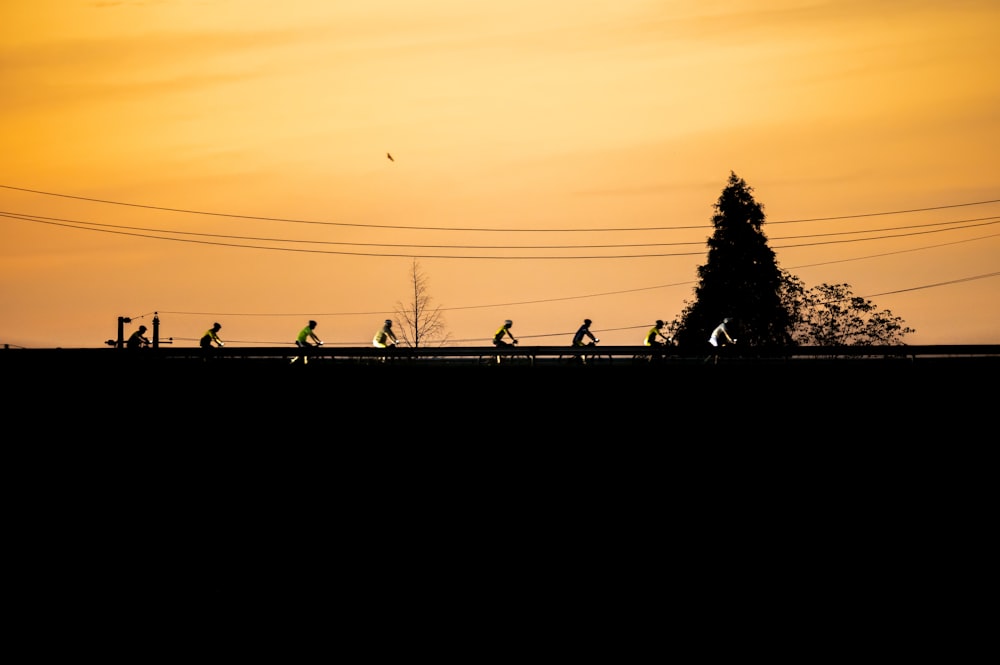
[493,320,518,347]
[644,320,671,347]
[200,322,224,349]
[373,319,398,348]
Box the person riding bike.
[572,319,599,347]
[291,320,324,364]
[200,322,224,349]
[706,317,737,364]
[373,319,399,348]
[568,318,600,365]
[493,320,518,347]
[644,320,672,347]
[297,320,323,348]
[127,325,151,349]
[708,318,736,348]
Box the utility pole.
[108,313,170,349]
[116,316,131,349]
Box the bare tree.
[394,259,449,347]
[788,282,915,346]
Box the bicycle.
[480,341,529,366]
[369,341,403,365]
[560,341,608,366]
[705,339,737,365]
[633,338,673,365]
[289,340,323,365]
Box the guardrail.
[4,344,1000,366]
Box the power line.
[0,215,706,258]
[769,201,1000,224]
[786,232,1000,270]
[0,211,705,249]
[3,183,999,232]
[4,210,998,250]
[4,211,997,259]
[773,216,1000,240]
[863,271,1000,298]
[772,219,1000,249]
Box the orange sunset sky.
[2,0,998,349]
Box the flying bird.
[387,152,394,162]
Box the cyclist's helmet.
[655,320,664,327]
[309,320,317,328]
[384,319,392,326]
[584,319,592,326]
[504,320,512,327]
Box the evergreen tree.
[673,172,793,348]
